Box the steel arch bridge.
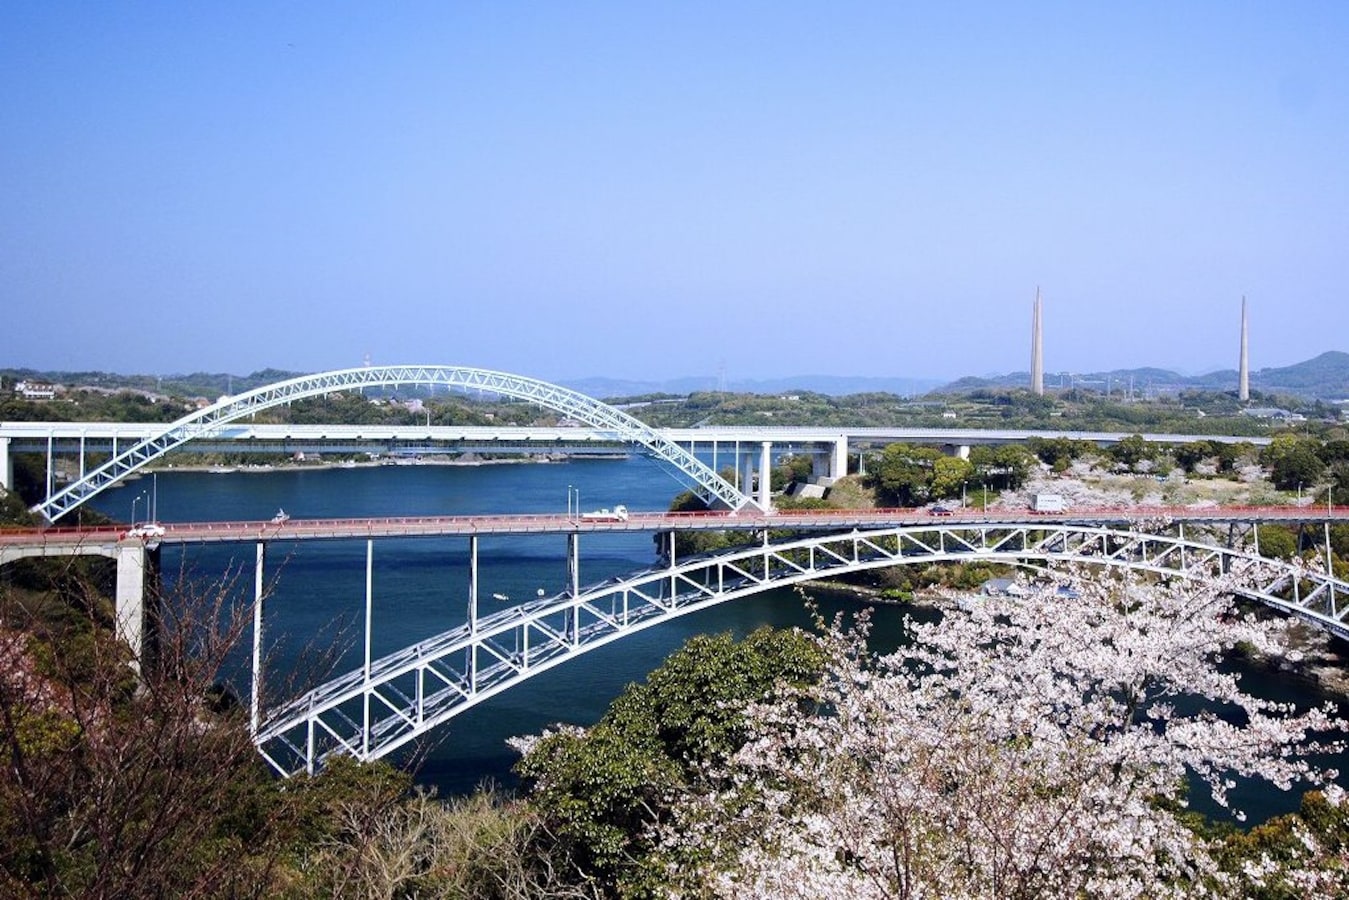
[34,365,756,521]
[255,518,1349,777]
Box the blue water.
[90,459,1345,819]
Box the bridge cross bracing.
[251,519,1349,778]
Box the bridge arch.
[35,365,756,521]
[255,520,1348,776]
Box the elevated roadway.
[3,504,1342,559]
[1,421,1273,500]
[0,421,1273,450]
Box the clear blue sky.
[3,3,1346,384]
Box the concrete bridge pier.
[0,437,10,491]
[114,540,161,670]
[759,441,773,512]
[811,438,849,482]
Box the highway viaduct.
[0,421,1271,496]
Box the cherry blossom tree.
[658,563,1345,899]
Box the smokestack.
[1238,296,1249,402]
[1030,287,1044,396]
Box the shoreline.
[144,453,625,475]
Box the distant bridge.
[3,420,1270,517]
[11,366,761,522]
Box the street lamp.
[131,492,146,525]
[567,485,579,522]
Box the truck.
[1030,493,1067,513]
[581,504,629,522]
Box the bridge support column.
[251,542,266,734]
[811,438,848,482]
[830,438,848,481]
[0,437,10,491]
[363,539,374,757]
[46,433,54,505]
[468,535,479,634]
[1327,522,1337,611]
[114,541,160,669]
[567,532,580,645]
[739,451,753,497]
[759,442,773,512]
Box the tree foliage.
[867,443,942,507]
[1261,435,1328,492]
[512,627,825,896]
[0,569,286,898]
[968,443,1035,491]
[654,566,1346,898]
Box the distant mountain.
[936,351,1349,400]
[562,374,945,400]
[8,353,1347,403]
[1255,351,1349,398]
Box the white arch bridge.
[32,365,758,521]
[255,517,1349,777]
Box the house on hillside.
[15,380,57,400]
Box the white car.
[580,505,629,522]
[127,522,166,539]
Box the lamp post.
[567,485,579,522]
[131,492,145,526]
[982,483,988,512]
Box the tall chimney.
[1030,287,1044,396]
[1238,296,1249,402]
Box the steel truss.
[254,520,1348,777]
[34,365,755,521]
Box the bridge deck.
[3,505,1347,551]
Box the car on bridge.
[126,522,165,539]
[930,504,955,516]
[581,505,629,522]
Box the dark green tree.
[514,627,824,896]
[1108,434,1155,471]
[869,443,942,507]
[970,444,1036,491]
[1261,435,1327,491]
[1172,441,1212,474]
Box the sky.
[3,2,1347,385]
